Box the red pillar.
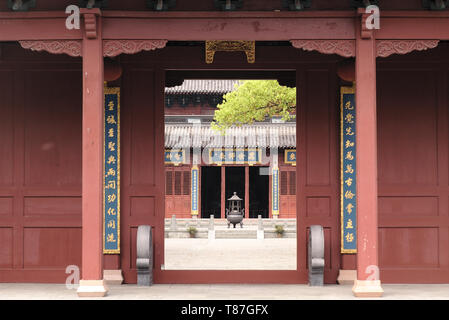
[221,166,226,218]
[77,9,108,297]
[352,13,383,297]
[245,166,249,219]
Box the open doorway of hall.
[200,166,270,219]
[164,75,296,270]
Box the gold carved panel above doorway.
[205,40,255,64]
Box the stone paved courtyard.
[164,238,296,270]
[1,283,449,300]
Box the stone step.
[165,219,297,228]
[215,229,258,239]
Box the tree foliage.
[211,80,296,132]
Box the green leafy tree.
[211,80,296,132]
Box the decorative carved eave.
[291,39,440,58]
[18,40,82,57]
[103,40,168,57]
[18,39,168,57]
[376,40,440,58]
[290,40,356,58]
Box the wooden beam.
[0,13,82,41]
[375,17,449,39]
[2,11,449,42]
[102,16,355,40]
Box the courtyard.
[164,238,297,270]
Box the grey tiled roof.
[165,80,241,95]
[165,122,296,148]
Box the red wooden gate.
[0,49,83,282]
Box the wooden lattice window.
[280,171,288,195]
[183,171,190,195]
[289,171,296,195]
[165,168,191,196]
[174,171,182,195]
[165,171,173,195]
[280,169,296,195]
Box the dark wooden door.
[120,67,165,283]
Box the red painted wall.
[2,42,449,284]
[376,46,449,282]
[0,45,82,282]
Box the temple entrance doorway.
[160,66,304,279]
[249,166,269,218]
[225,167,245,214]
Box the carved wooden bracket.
[205,40,255,63]
[79,8,101,39]
[19,40,82,57]
[103,40,168,57]
[83,13,98,39]
[290,40,356,58]
[360,12,374,40]
[376,40,440,58]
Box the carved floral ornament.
[18,39,168,57]
[18,39,439,59]
[376,40,439,58]
[290,40,356,57]
[205,40,256,64]
[103,40,168,57]
[19,40,82,57]
[290,39,440,58]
